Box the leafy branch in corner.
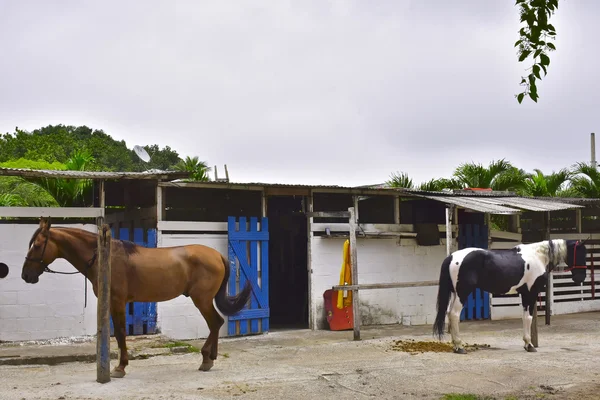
[515,0,559,103]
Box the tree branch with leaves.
[515,0,559,103]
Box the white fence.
[491,237,600,320]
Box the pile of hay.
[390,339,490,355]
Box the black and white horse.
[433,239,588,353]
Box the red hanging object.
[323,289,353,331]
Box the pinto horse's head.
[566,239,588,284]
[21,217,58,284]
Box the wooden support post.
[544,211,551,326]
[99,180,106,217]
[348,206,360,341]
[445,206,454,256]
[532,211,551,348]
[96,218,112,384]
[394,196,400,224]
[306,191,314,330]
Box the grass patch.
[158,340,200,353]
[441,394,496,400]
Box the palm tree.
[24,149,95,207]
[418,178,462,192]
[0,193,26,207]
[175,156,212,181]
[453,159,528,191]
[520,168,573,197]
[386,171,414,189]
[387,172,461,191]
[570,162,600,198]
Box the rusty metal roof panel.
[0,167,190,181]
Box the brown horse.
[20,217,251,378]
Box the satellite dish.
[0,263,9,279]
[133,145,151,163]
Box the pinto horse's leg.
[520,293,537,353]
[191,295,225,372]
[449,293,466,354]
[110,302,129,378]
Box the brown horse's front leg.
[110,303,128,378]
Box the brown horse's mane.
[29,226,139,256]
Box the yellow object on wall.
[337,239,353,309]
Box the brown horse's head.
[21,217,59,284]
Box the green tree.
[452,159,528,191]
[174,156,211,181]
[515,0,559,103]
[570,162,600,198]
[133,144,181,171]
[520,168,573,197]
[0,159,62,207]
[0,124,185,172]
[387,172,461,191]
[418,178,462,192]
[386,171,414,189]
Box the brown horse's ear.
[39,216,52,232]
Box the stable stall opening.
[267,195,309,330]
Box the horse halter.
[564,240,588,272]
[25,231,97,275]
[24,232,53,272]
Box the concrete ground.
[2,312,600,400]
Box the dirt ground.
[2,312,600,400]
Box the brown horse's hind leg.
[110,303,129,378]
[191,295,224,372]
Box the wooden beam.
[445,206,454,256]
[332,280,438,291]
[264,187,310,197]
[99,180,106,217]
[348,206,360,341]
[96,219,112,384]
[311,223,457,234]
[306,211,351,218]
[0,207,103,218]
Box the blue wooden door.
[110,228,158,336]
[227,216,270,335]
[458,224,490,321]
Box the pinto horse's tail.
[433,254,454,340]
[214,255,252,316]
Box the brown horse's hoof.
[525,344,537,353]
[453,348,467,354]
[199,361,214,372]
[111,367,126,378]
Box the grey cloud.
[0,0,598,186]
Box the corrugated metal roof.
[0,167,190,181]
[412,193,584,214]
[398,188,517,197]
[483,197,584,212]
[416,195,521,214]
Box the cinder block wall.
[0,224,98,342]
[310,237,446,330]
[157,233,229,339]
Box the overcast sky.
[0,1,598,186]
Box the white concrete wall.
[310,237,448,329]
[157,233,229,339]
[0,223,98,342]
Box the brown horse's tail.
[214,255,252,316]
